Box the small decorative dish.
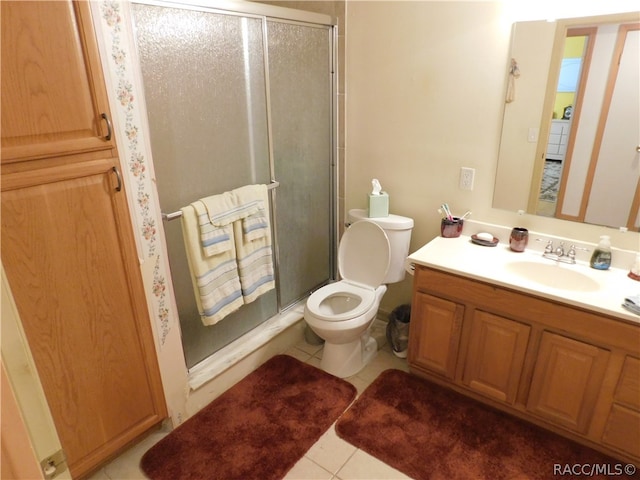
[471,234,499,247]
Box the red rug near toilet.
[336,369,633,480]
[140,355,356,480]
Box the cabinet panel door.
[527,332,610,433]
[463,310,530,404]
[1,161,166,478]
[409,292,463,379]
[1,1,115,163]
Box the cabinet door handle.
[101,113,113,141]
[112,166,122,192]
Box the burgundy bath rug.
[336,369,631,480]
[140,354,356,480]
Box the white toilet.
[304,209,414,378]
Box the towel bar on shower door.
[161,181,280,221]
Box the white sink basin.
[506,261,601,292]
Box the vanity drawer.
[614,356,640,410]
[602,404,640,458]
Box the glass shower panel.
[267,21,334,307]
[131,4,276,368]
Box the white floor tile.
[294,336,324,356]
[304,426,357,475]
[97,430,167,480]
[306,354,323,370]
[284,456,334,480]
[353,348,408,385]
[346,374,371,396]
[335,449,411,480]
[285,345,315,362]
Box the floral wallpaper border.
[95,0,172,347]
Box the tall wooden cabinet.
[1,2,167,478]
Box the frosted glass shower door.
[132,4,276,367]
[268,20,335,307]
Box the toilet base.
[320,334,378,378]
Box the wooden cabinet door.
[463,310,530,404]
[1,1,116,164]
[408,292,463,379]
[1,160,167,478]
[527,332,610,433]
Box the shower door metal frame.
[262,14,340,309]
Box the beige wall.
[346,1,510,311]
[345,1,640,313]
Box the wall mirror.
[493,12,640,231]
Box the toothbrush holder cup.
[441,217,464,238]
[509,227,529,252]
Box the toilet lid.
[339,220,390,288]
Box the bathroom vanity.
[407,234,640,465]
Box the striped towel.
[193,192,235,257]
[623,295,640,316]
[242,212,269,241]
[180,204,243,326]
[232,185,275,303]
[200,192,261,228]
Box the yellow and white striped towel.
[181,204,243,326]
[193,191,235,257]
[232,185,275,304]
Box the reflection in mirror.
[535,28,593,218]
[494,12,640,231]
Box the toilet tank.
[347,209,414,284]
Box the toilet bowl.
[305,210,414,378]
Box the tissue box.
[367,192,389,217]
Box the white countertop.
[406,235,640,325]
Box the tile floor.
[88,328,412,480]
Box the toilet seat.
[306,281,376,322]
[306,221,390,323]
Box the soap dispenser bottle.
[590,235,612,270]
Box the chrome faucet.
[541,239,588,264]
[542,240,555,258]
[554,242,565,257]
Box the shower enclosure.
[130,1,336,368]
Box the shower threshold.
[187,300,306,390]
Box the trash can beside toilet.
[386,304,411,358]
